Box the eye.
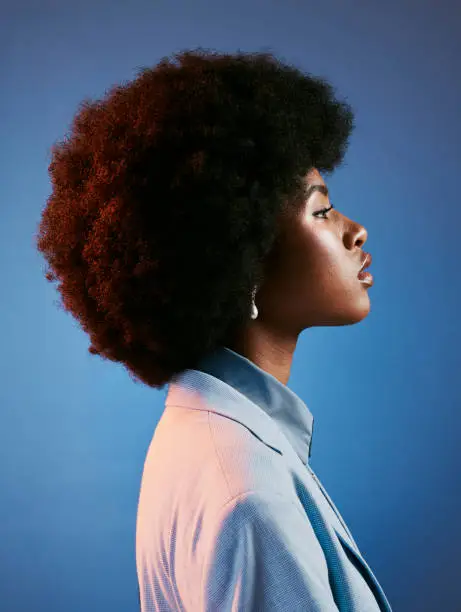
[314,203,335,219]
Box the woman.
[35,47,392,611]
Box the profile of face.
[257,168,372,337]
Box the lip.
[358,252,372,275]
[358,270,374,286]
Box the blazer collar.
[166,346,314,464]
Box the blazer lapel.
[333,527,393,612]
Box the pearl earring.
[250,285,258,320]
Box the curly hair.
[34,47,355,390]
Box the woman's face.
[258,168,372,337]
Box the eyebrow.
[305,184,329,200]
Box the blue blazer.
[136,346,393,611]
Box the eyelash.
[314,203,335,218]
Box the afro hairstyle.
[34,47,355,390]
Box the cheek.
[301,230,341,277]
[300,234,355,304]
[267,223,345,296]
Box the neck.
[226,322,298,386]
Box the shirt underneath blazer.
[136,346,393,611]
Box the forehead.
[302,169,329,204]
[305,168,326,186]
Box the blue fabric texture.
[136,346,393,611]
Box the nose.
[353,223,368,249]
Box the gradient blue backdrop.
[1,1,460,610]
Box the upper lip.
[359,252,372,273]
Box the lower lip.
[358,271,374,286]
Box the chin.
[346,295,371,325]
[321,294,371,327]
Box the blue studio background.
[1,1,460,610]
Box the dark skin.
[228,168,371,385]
